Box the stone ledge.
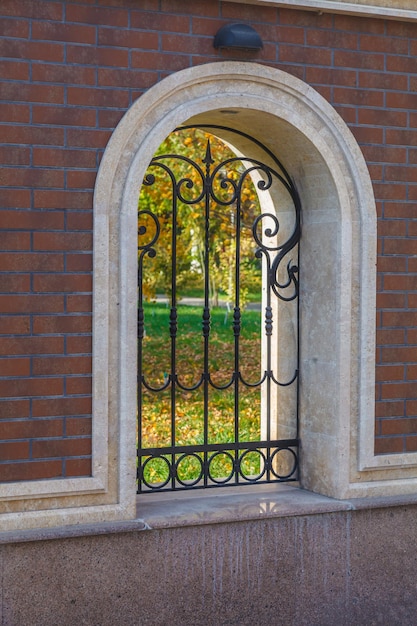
[3,484,417,544]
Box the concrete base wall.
[2,505,417,625]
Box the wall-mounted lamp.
[213,23,263,52]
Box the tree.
[138,128,262,307]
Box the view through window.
[137,126,301,492]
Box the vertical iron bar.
[202,141,213,486]
[233,195,242,483]
[170,193,178,489]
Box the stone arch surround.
[96,60,417,507]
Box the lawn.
[138,301,263,485]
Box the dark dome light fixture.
[213,23,263,52]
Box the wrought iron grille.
[137,125,301,492]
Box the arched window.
[136,126,301,492]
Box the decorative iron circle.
[141,455,171,490]
[208,450,235,484]
[175,453,204,487]
[238,448,266,482]
[270,447,298,480]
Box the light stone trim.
[227,0,417,20]
[3,61,416,532]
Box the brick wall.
[0,0,416,481]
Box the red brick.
[380,418,417,435]
[98,27,158,49]
[381,347,417,364]
[0,210,63,230]
[0,233,30,251]
[406,437,417,452]
[382,311,417,328]
[375,436,404,454]
[359,72,407,91]
[0,103,30,124]
[66,295,92,313]
[0,17,30,38]
[383,238,416,255]
[334,13,384,33]
[0,190,31,209]
[0,357,30,377]
[65,457,92,476]
[1,125,65,146]
[376,293,406,309]
[381,382,417,399]
[358,109,408,128]
[0,295,64,314]
[0,59,29,80]
[408,221,417,237]
[279,45,331,66]
[32,396,92,418]
[305,67,357,87]
[97,67,157,89]
[130,51,190,72]
[32,356,92,376]
[66,377,92,395]
[334,50,384,71]
[161,33,214,56]
[66,417,92,436]
[349,126,384,145]
[0,253,63,272]
[33,274,92,293]
[383,275,417,291]
[376,328,405,345]
[375,365,405,382]
[0,316,30,335]
[280,7,332,27]
[66,335,92,354]
[32,21,96,44]
[66,45,129,68]
[383,203,416,219]
[67,4,128,26]
[67,86,129,108]
[0,82,65,105]
[33,232,92,252]
[377,257,407,275]
[373,183,406,201]
[0,441,29,460]
[0,399,30,419]
[97,109,124,129]
[66,254,93,272]
[387,54,417,74]
[0,39,64,63]
[0,460,62,482]
[0,419,63,440]
[33,190,93,210]
[33,106,96,126]
[132,10,190,31]
[33,148,96,169]
[221,0,275,21]
[32,437,91,458]
[0,275,30,293]
[378,220,407,237]
[0,146,31,167]
[66,212,93,231]
[66,128,112,149]
[407,330,417,344]
[0,167,64,189]
[407,365,417,380]
[334,87,383,107]
[66,170,97,190]
[387,129,417,147]
[360,34,408,54]
[0,377,63,398]
[0,336,64,356]
[31,64,96,86]
[32,315,92,334]
[408,294,417,308]
[1,0,62,19]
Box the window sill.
[135,483,352,529]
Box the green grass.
[139,302,263,485]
